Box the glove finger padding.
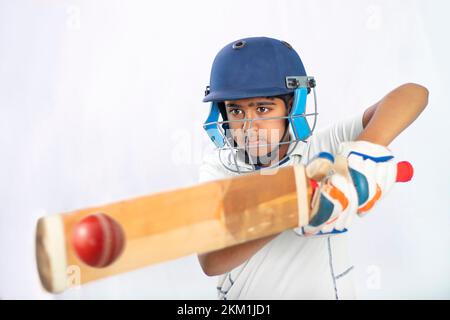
[375,160,397,197]
[304,167,358,235]
[338,141,397,216]
[347,153,380,215]
[329,172,358,231]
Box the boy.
[197,37,428,299]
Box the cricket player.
[197,37,428,299]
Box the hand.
[337,140,397,216]
[294,141,398,236]
[294,152,359,236]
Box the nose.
[242,110,259,131]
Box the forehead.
[225,96,281,107]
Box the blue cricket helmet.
[203,37,308,102]
[202,36,317,173]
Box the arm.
[198,233,279,276]
[359,83,429,146]
[305,83,428,234]
[198,83,429,276]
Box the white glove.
[338,140,397,216]
[295,141,398,236]
[299,154,358,236]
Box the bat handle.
[396,161,414,182]
[307,159,414,184]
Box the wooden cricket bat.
[36,160,413,293]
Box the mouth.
[247,139,260,146]
[241,135,268,148]
[246,139,272,150]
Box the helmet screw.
[232,40,246,50]
[204,85,210,96]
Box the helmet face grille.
[203,86,319,174]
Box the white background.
[0,0,449,299]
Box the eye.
[228,109,243,117]
[257,107,270,113]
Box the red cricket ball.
[71,213,125,268]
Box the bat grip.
[307,160,414,185]
[396,161,414,182]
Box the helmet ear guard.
[286,76,316,141]
[289,87,312,141]
[203,102,226,148]
[203,85,230,148]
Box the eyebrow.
[225,101,276,108]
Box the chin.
[254,149,276,161]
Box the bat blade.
[36,165,310,293]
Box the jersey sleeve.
[303,113,364,163]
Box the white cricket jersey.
[198,114,364,300]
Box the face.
[224,96,291,165]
